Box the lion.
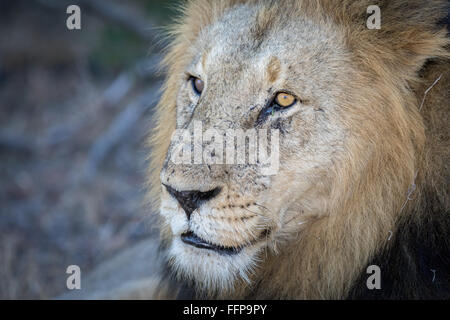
[149,0,449,299]
[62,0,449,300]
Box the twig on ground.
[0,132,35,154]
[103,55,162,107]
[83,83,162,179]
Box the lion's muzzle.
[163,184,222,220]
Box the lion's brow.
[266,56,281,83]
[201,47,211,71]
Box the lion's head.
[148,0,449,299]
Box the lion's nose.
[163,184,221,220]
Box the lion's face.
[159,4,355,290]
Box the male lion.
[150,0,449,299]
[64,0,449,300]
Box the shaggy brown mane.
[147,0,449,299]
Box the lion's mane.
[147,0,449,299]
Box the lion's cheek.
[160,197,188,236]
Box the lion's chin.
[168,236,264,291]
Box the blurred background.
[0,0,179,299]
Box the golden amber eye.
[275,92,296,108]
[191,77,204,95]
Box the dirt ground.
[0,0,175,299]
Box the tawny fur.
[146,0,449,299]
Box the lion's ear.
[340,0,449,77]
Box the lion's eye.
[256,92,299,124]
[274,92,296,108]
[190,77,204,95]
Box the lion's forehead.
[201,4,345,68]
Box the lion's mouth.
[180,229,271,256]
[181,231,242,255]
